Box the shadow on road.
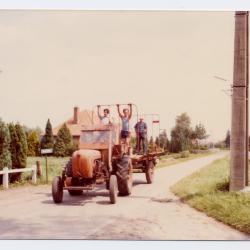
[133,179,147,186]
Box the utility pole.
[230,11,249,191]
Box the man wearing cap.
[134,118,147,155]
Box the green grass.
[171,157,250,234]
[26,156,69,184]
[157,151,214,168]
[0,157,69,190]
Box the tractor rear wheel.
[68,190,83,196]
[52,176,63,203]
[116,155,132,196]
[65,158,73,177]
[109,175,118,204]
[145,160,154,184]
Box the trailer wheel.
[109,175,118,204]
[68,190,83,196]
[145,160,154,184]
[52,176,63,203]
[116,155,132,196]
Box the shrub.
[180,150,190,158]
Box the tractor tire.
[145,160,154,184]
[68,190,83,196]
[115,155,132,196]
[106,180,110,190]
[109,175,118,204]
[52,176,63,203]
[65,158,73,177]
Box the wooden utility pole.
[230,11,249,191]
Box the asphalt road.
[0,151,249,240]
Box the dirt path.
[0,151,249,240]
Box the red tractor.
[52,104,162,204]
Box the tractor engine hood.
[72,149,101,178]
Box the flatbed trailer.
[130,150,164,183]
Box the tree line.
[0,118,77,174]
[132,112,208,154]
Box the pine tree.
[15,123,27,168]
[8,123,18,168]
[0,119,11,170]
[54,123,73,156]
[148,136,154,152]
[27,130,40,156]
[41,119,54,149]
[155,136,160,147]
[54,137,66,157]
[149,136,154,146]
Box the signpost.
[41,148,53,183]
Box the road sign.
[41,148,53,154]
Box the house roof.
[53,109,100,136]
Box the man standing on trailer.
[117,104,132,154]
[134,118,147,155]
[97,105,112,125]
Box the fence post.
[2,167,9,189]
[36,160,42,177]
[31,165,37,184]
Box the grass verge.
[171,157,250,234]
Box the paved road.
[0,151,249,240]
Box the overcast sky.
[0,10,235,141]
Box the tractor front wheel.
[52,176,63,203]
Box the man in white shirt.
[97,106,111,125]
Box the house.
[53,106,100,145]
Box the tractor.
[51,104,162,204]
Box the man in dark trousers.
[134,118,147,155]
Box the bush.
[180,150,190,158]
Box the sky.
[0,10,235,141]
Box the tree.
[15,123,28,168]
[159,130,169,151]
[170,113,192,152]
[54,137,66,157]
[0,119,11,171]
[225,130,230,148]
[54,123,73,156]
[149,136,154,146]
[194,123,208,140]
[41,119,54,149]
[8,123,18,168]
[27,130,40,156]
[148,136,154,151]
[155,136,160,147]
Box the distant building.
[53,106,100,145]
